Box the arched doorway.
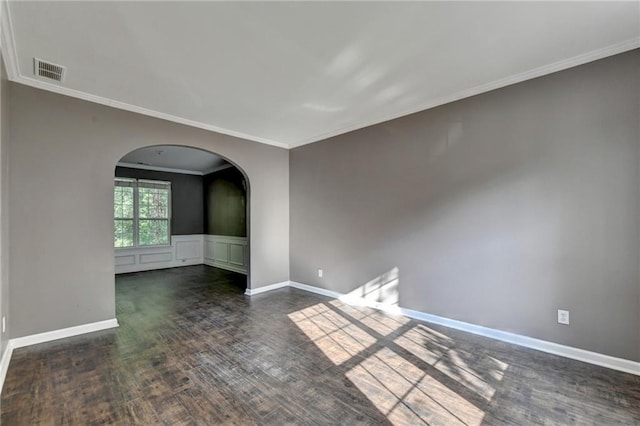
[113,145,250,286]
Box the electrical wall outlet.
[558,309,570,325]
[318,268,323,278]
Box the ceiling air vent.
[33,58,65,82]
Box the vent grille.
[33,58,65,82]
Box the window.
[114,178,171,248]
[114,179,135,247]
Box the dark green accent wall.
[115,166,204,235]
[204,167,247,237]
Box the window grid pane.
[114,219,134,247]
[115,179,171,248]
[138,188,169,219]
[138,219,169,246]
[114,187,134,218]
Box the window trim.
[114,178,172,249]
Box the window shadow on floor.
[2,265,639,424]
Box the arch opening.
[113,144,251,288]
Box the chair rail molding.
[114,234,248,275]
[115,235,204,274]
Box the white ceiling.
[2,1,639,149]
[119,146,230,175]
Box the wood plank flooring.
[1,265,639,425]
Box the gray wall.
[0,56,10,354]
[290,50,640,362]
[115,166,204,235]
[204,167,247,237]
[9,84,289,338]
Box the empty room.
[0,1,639,424]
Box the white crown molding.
[252,281,640,376]
[0,5,289,150]
[2,0,637,150]
[14,74,291,149]
[117,161,204,176]
[117,161,236,176]
[203,163,234,176]
[0,0,19,79]
[290,37,640,148]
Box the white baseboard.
[395,306,640,376]
[117,259,204,274]
[0,318,119,394]
[289,281,342,299]
[10,318,119,349]
[0,342,12,395]
[244,280,289,296]
[253,281,640,376]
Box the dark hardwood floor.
[1,265,639,425]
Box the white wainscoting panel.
[114,255,135,266]
[115,235,204,274]
[204,235,248,275]
[140,252,173,264]
[214,242,229,262]
[229,244,244,266]
[115,234,247,274]
[176,240,201,260]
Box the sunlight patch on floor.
[394,324,508,401]
[346,348,485,425]
[288,299,508,425]
[288,303,375,365]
